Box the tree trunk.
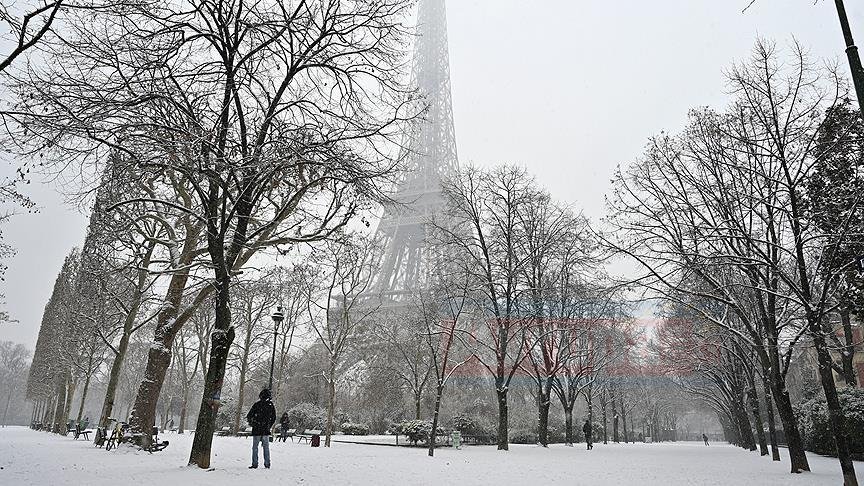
[62,379,76,433]
[496,388,509,450]
[747,375,768,456]
[771,376,810,472]
[98,332,132,429]
[564,405,574,446]
[735,396,755,451]
[600,391,608,444]
[611,388,619,443]
[129,333,176,441]
[428,384,444,457]
[537,386,550,447]
[839,307,858,387]
[620,398,628,443]
[188,273,235,469]
[325,361,336,448]
[178,389,188,434]
[76,372,92,423]
[764,352,810,473]
[811,318,858,486]
[129,224,205,441]
[761,373,781,461]
[51,392,63,434]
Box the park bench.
[237,426,253,437]
[65,421,75,436]
[73,424,91,441]
[273,424,293,442]
[216,427,232,436]
[278,428,296,442]
[297,429,321,444]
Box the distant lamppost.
[268,306,284,391]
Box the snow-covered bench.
[297,429,321,444]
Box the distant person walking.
[583,420,593,450]
[278,412,291,442]
[246,389,277,469]
[702,433,709,446]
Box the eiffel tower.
[374,0,459,300]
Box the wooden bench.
[216,426,232,436]
[237,426,253,437]
[276,427,296,442]
[73,424,91,441]
[297,429,321,444]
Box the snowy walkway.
[0,426,859,485]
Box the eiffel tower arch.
[374,0,459,301]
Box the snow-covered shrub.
[450,412,494,442]
[451,414,474,433]
[287,403,326,430]
[510,429,538,444]
[794,387,864,457]
[395,420,444,445]
[341,422,370,436]
[334,411,351,429]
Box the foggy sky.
[2,0,862,348]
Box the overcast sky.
[2,0,862,348]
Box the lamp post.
[268,306,284,391]
[834,0,864,114]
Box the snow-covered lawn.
[0,426,859,485]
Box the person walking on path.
[278,412,291,442]
[246,388,277,469]
[702,433,709,446]
[583,420,593,450]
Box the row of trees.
[8,0,419,469]
[608,40,863,485]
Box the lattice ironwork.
[374,0,458,300]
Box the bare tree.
[0,341,30,426]
[307,234,382,447]
[411,275,472,457]
[606,40,859,482]
[436,164,537,451]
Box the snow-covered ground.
[0,426,859,485]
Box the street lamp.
[268,306,284,391]
[833,0,864,114]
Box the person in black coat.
[246,388,277,469]
[583,419,593,450]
